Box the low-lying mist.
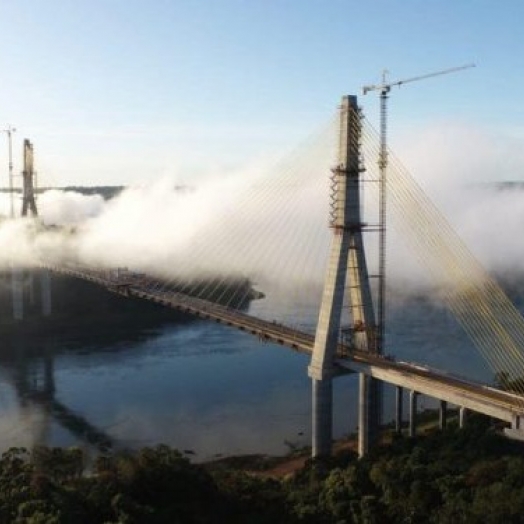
[1,119,524,306]
[387,121,524,285]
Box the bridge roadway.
[45,264,524,427]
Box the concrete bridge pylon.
[308,95,382,458]
[21,139,38,217]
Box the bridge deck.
[45,264,524,424]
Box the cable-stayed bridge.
[42,260,524,430]
[8,94,524,457]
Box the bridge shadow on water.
[0,272,223,455]
[0,271,306,458]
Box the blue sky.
[0,0,522,185]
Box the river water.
[0,286,501,462]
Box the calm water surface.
[0,293,496,461]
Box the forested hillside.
[2,416,524,523]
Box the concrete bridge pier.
[395,385,403,433]
[504,415,524,442]
[409,390,418,437]
[312,378,333,457]
[439,400,448,429]
[358,374,369,456]
[459,406,468,428]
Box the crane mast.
[363,63,476,358]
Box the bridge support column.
[439,400,448,430]
[358,374,369,456]
[459,407,468,428]
[40,269,52,316]
[312,378,333,457]
[395,385,403,433]
[11,267,23,321]
[409,390,418,437]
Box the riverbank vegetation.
[1,415,524,523]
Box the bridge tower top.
[330,96,365,231]
[337,95,360,172]
[21,139,38,217]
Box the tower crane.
[362,63,476,357]
[363,64,476,171]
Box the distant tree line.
[0,186,124,200]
